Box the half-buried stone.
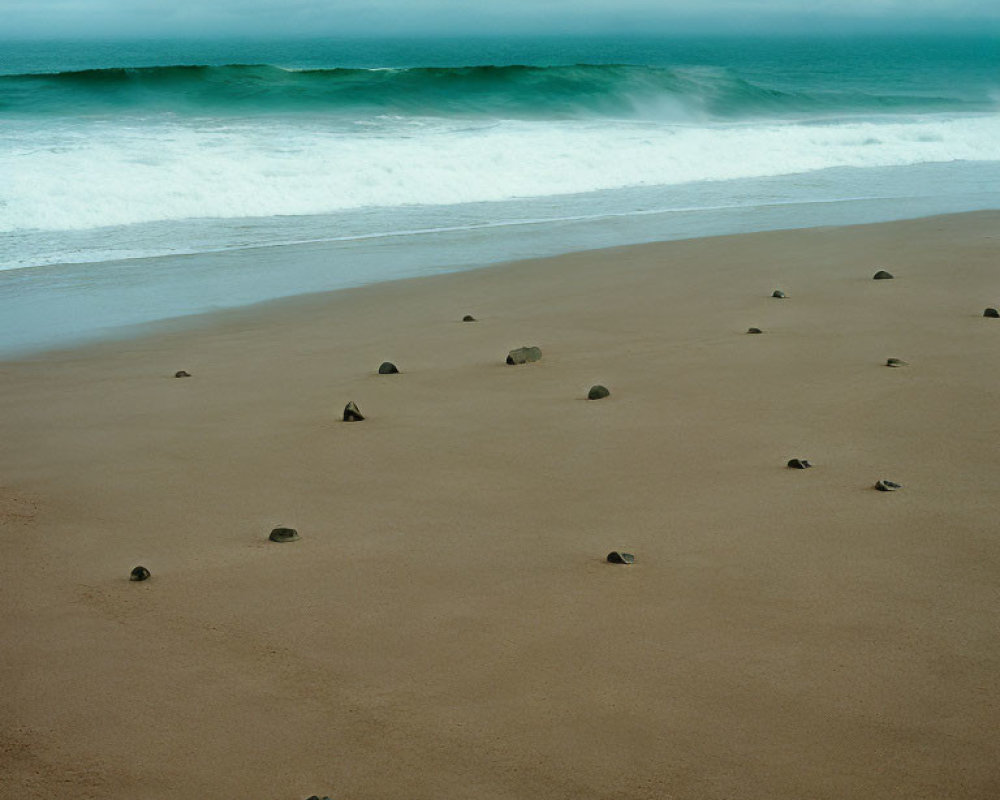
[886,358,909,368]
[873,269,894,280]
[984,308,999,318]
[343,401,365,421]
[462,315,477,322]
[269,527,300,543]
[772,289,787,298]
[588,385,610,400]
[506,346,542,365]
[378,362,399,374]
[747,327,764,334]
[875,480,902,492]
[129,565,151,581]
[787,458,812,469]
[174,370,191,378]
[606,551,635,565]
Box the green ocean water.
[1,35,998,353]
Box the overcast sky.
[3,0,999,38]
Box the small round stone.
[506,346,542,365]
[875,480,902,492]
[129,566,151,582]
[886,358,909,368]
[787,458,812,469]
[771,289,786,298]
[462,315,477,322]
[174,370,191,378]
[872,270,894,280]
[378,362,399,375]
[269,527,300,543]
[984,308,999,318]
[587,385,610,400]
[747,327,763,334]
[606,551,635,565]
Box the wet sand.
[2,212,999,800]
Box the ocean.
[2,35,999,355]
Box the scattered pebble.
[174,370,191,378]
[606,551,635,565]
[343,401,365,421]
[378,361,399,374]
[984,308,999,318]
[587,385,610,400]
[875,480,902,492]
[747,327,764,334]
[873,270,894,280]
[787,458,812,469]
[886,358,909,367]
[269,527,300,543]
[771,289,786,298]
[462,315,477,322]
[129,566,150,582]
[506,346,542,365]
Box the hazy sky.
[3,0,999,38]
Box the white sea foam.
[3,113,1000,233]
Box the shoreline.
[5,168,1000,358]
[3,211,999,799]
[3,207,998,363]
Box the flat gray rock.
[606,551,635,565]
[873,270,894,280]
[587,385,610,400]
[506,346,542,365]
[343,401,365,421]
[130,566,150,581]
[269,527,300,543]
[378,362,399,374]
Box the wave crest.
[0,62,981,119]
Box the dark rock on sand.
[747,327,764,334]
[771,289,786,298]
[343,401,365,421]
[462,315,477,322]
[506,346,542,365]
[886,358,909,367]
[129,566,150,582]
[607,551,635,565]
[787,458,812,469]
[984,307,999,318]
[378,362,399,374]
[587,385,610,400]
[269,527,300,543]
[873,270,894,280]
[875,480,902,492]
[174,370,191,378]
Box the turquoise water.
[1,36,999,354]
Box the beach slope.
[2,212,999,800]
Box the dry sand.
[2,212,999,800]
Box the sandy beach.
[2,211,999,800]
